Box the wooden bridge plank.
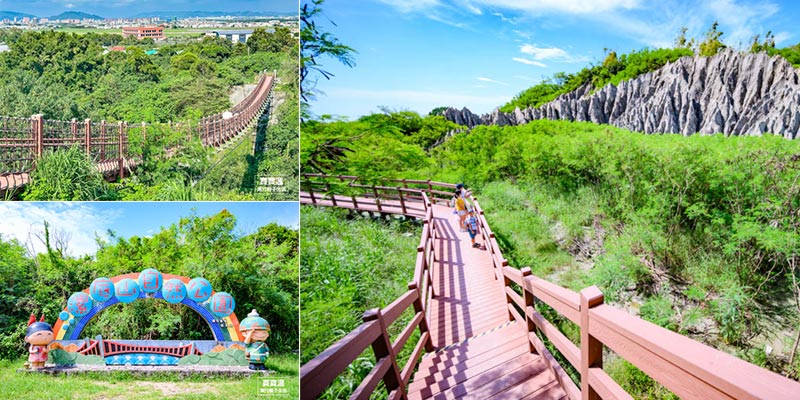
[407,204,567,400]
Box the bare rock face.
[443,50,800,139]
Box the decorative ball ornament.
[186,277,213,303]
[115,279,140,304]
[161,279,187,304]
[59,311,70,321]
[89,277,115,302]
[137,268,163,293]
[67,292,93,317]
[209,292,235,318]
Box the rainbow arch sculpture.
[53,271,243,342]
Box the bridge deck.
[407,205,566,399]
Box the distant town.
[0,12,297,35]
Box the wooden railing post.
[100,120,107,161]
[398,188,407,215]
[71,118,77,141]
[521,267,537,354]
[31,114,43,158]
[362,308,406,399]
[141,121,147,144]
[84,119,91,159]
[118,121,124,180]
[409,282,434,352]
[580,286,604,400]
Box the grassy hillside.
[302,115,800,393]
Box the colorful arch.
[53,272,243,342]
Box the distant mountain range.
[0,11,37,20]
[49,11,103,20]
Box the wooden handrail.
[300,179,437,400]
[300,174,800,400]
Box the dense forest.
[0,210,299,359]
[1,28,298,201]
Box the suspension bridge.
[0,71,275,193]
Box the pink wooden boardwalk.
[407,205,566,399]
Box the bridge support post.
[84,119,91,160]
[71,118,77,141]
[31,114,43,158]
[363,308,407,399]
[100,120,107,161]
[118,121,125,181]
[580,286,604,400]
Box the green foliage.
[248,27,295,54]
[301,110,458,176]
[500,47,692,112]
[699,21,726,57]
[300,207,420,362]
[22,146,117,201]
[0,211,298,359]
[750,31,776,54]
[301,0,356,106]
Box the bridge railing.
[301,175,800,400]
[475,191,800,399]
[300,177,439,399]
[0,72,275,185]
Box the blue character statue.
[240,309,270,371]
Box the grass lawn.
[0,353,298,400]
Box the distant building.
[122,26,165,40]
[109,46,126,52]
[205,29,257,43]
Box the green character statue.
[240,309,270,371]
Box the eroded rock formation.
[444,49,800,139]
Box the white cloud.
[704,0,779,46]
[477,76,508,85]
[520,44,569,60]
[0,203,120,257]
[773,31,792,46]
[65,3,75,8]
[471,0,640,14]
[512,57,547,67]
[375,0,442,13]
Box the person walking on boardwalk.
[466,209,481,248]
[453,189,468,231]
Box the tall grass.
[300,206,421,398]
[22,146,117,200]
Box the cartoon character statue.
[240,309,270,371]
[24,314,54,369]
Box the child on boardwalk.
[454,189,468,231]
[466,210,480,248]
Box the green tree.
[750,31,776,53]
[699,21,726,56]
[300,0,356,104]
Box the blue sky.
[0,202,299,256]
[0,0,296,18]
[309,0,799,119]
